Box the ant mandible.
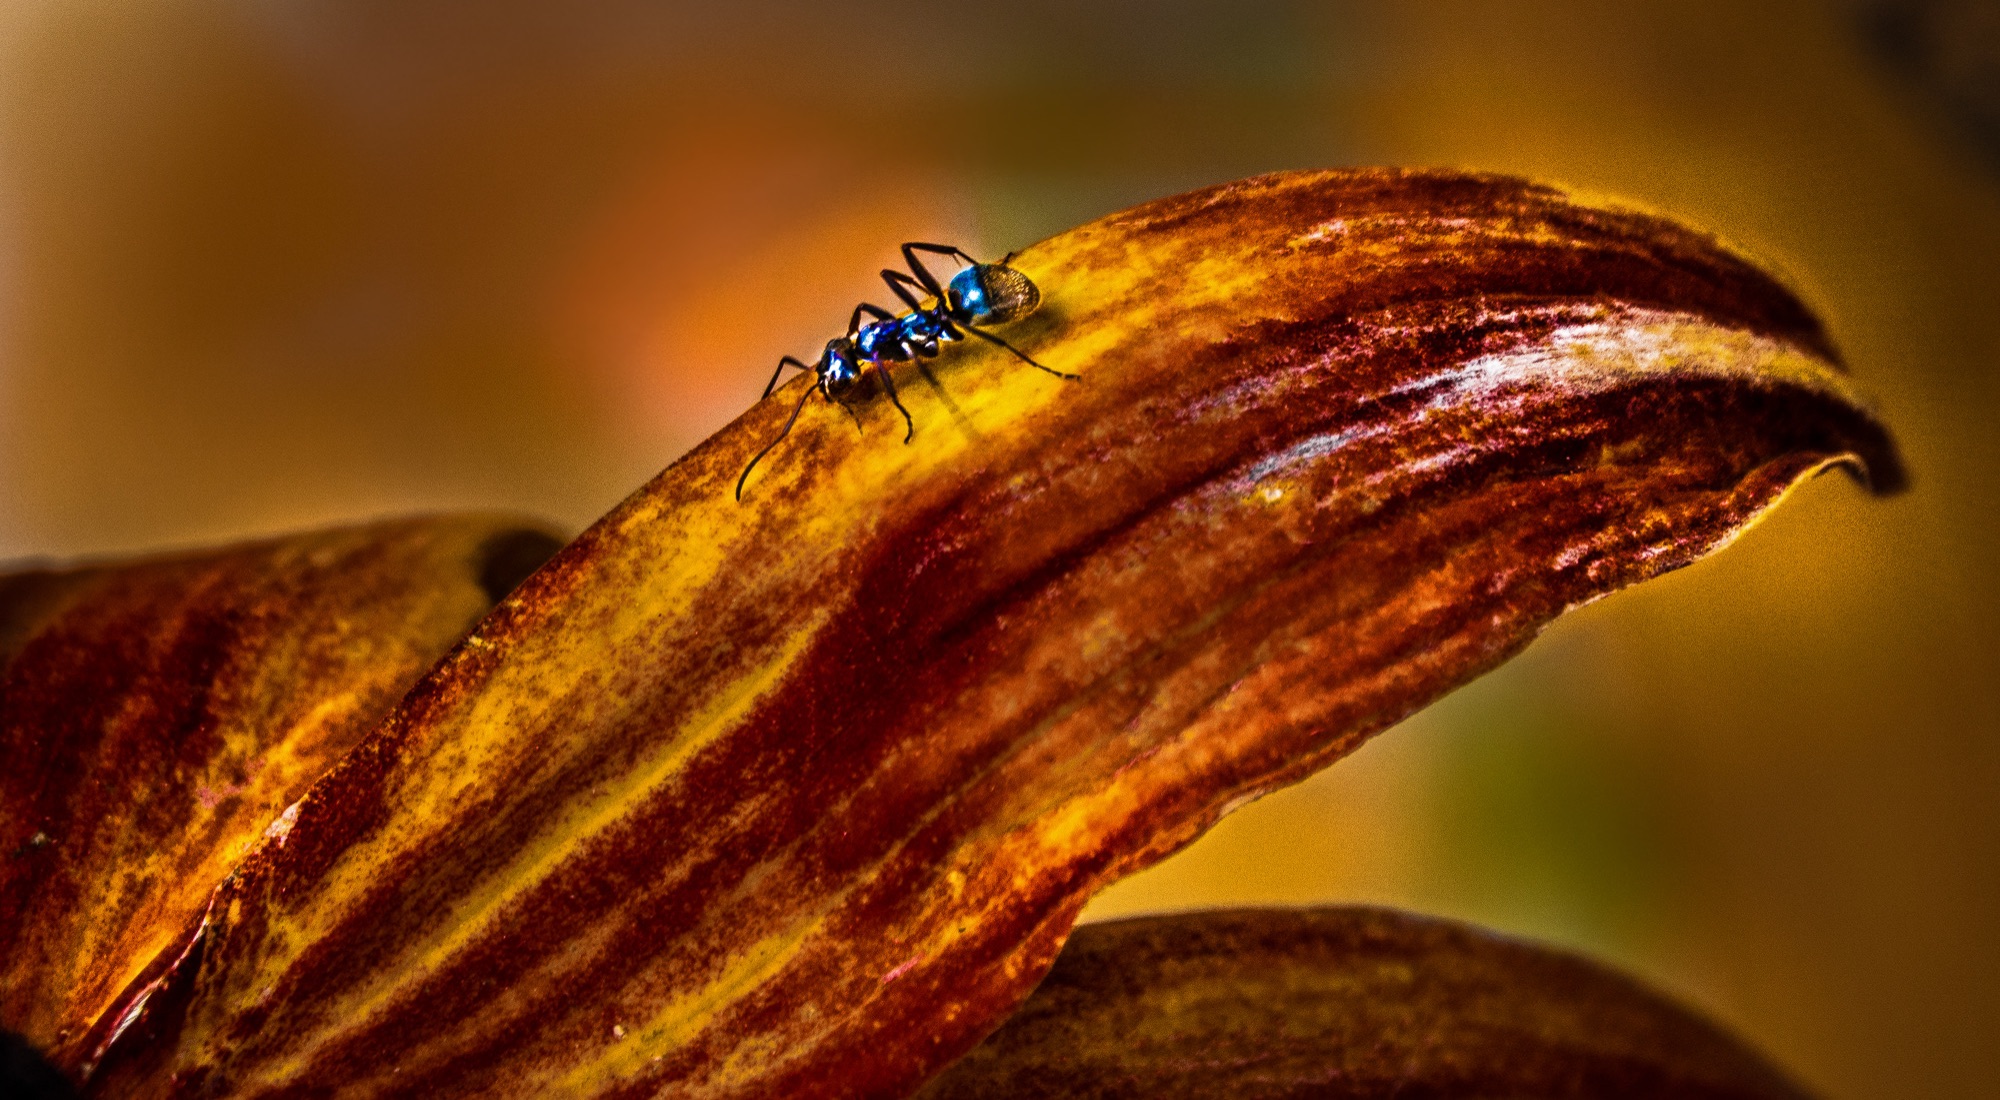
[734,242,1075,501]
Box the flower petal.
[84,170,1900,1099]
[0,518,564,1069]
[917,907,1814,1100]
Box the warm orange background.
[1,3,1992,1098]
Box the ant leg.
[874,362,915,443]
[763,355,814,399]
[961,323,1079,380]
[847,302,895,335]
[880,269,931,312]
[901,242,981,297]
[904,241,980,263]
[737,381,821,501]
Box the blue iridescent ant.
[734,242,1074,501]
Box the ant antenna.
[736,381,820,501]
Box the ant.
[734,242,1075,501]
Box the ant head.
[947,263,1041,326]
[820,337,863,398]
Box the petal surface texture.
[0,518,564,1071]
[918,907,1813,1100]
[84,169,1901,1099]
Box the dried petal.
[0,518,563,1069]
[918,907,1813,1100]
[84,170,1899,1099]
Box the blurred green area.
[1,3,1994,1098]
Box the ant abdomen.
[948,264,1041,326]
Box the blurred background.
[1,1,1994,1096]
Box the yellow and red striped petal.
[85,170,1900,1099]
[0,518,563,1069]
[919,906,1813,1100]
